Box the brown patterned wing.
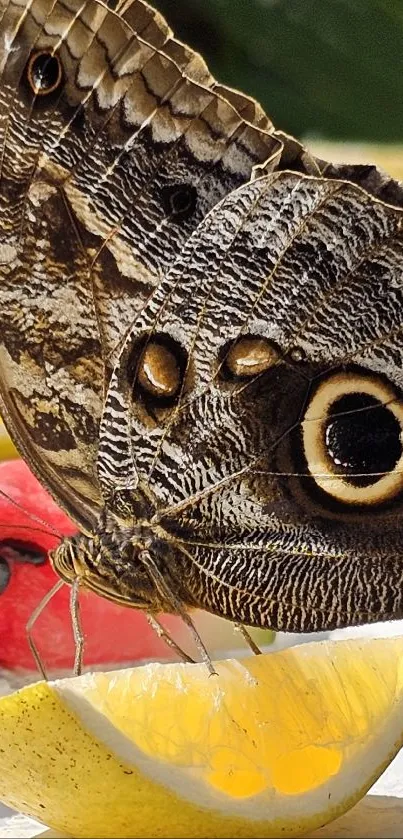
[116,2,403,195]
[0,0,281,529]
[116,0,273,129]
[99,172,403,631]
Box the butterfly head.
[49,526,187,614]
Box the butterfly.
[0,0,403,665]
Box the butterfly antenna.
[0,485,63,539]
[26,579,65,679]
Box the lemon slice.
[0,420,19,460]
[1,637,403,838]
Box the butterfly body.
[1,0,403,644]
[53,524,189,614]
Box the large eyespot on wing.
[301,371,403,506]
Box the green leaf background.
[153,0,403,143]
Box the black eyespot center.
[325,392,402,487]
[26,50,63,96]
[161,183,198,222]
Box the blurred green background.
[153,0,402,144]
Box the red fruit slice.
[0,460,181,673]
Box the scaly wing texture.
[0,0,281,529]
[100,171,403,631]
[0,0,402,558]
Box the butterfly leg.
[26,579,64,679]
[235,623,263,655]
[70,579,84,677]
[179,610,218,677]
[140,550,217,676]
[146,614,195,664]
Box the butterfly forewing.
[0,0,280,529]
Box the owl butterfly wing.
[116,0,327,175]
[118,0,403,191]
[109,1,403,199]
[100,171,403,630]
[116,0,271,128]
[0,0,282,530]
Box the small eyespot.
[128,334,187,403]
[161,184,198,222]
[289,346,306,364]
[302,371,403,506]
[221,336,279,380]
[0,558,10,594]
[26,51,63,97]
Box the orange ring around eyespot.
[26,50,63,96]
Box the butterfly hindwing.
[99,171,403,631]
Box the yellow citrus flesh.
[1,637,403,838]
[0,420,19,460]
